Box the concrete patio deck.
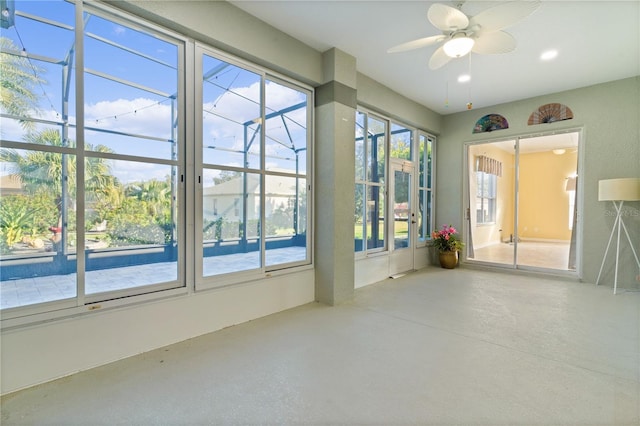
[1,246,306,310]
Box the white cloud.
[85,97,173,140]
[202,81,307,157]
[265,81,306,112]
[2,81,308,174]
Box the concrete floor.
[2,267,639,425]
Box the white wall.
[356,73,441,135]
[1,271,314,394]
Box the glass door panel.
[516,134,579,271]
[466,141,516,266]
[200,53,262,281]
[393,169,411,250]
[390,161,413,275]
[82,9,183,301]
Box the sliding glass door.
[516,134,579,270]
[466,140,516,266]
[465,131,580,273]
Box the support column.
[315,48,357,305]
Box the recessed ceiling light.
[541,50,558,61]
[458,74,471,83]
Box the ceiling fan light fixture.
[443,35,475,58]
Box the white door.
[389,160,415,275]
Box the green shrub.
[0,196,39,248]
[108,223,169,245]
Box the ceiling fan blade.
[469,1,541,34]
[428,3,469,31]
[387,35,446,53]
[472,31,516,54]
[429,46,452,70]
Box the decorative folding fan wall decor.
[473,114,509,133]
[528,103,574,125]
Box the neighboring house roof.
[0,174,23,195]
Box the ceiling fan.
[388,1,541,70]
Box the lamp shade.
[598,178,640,201]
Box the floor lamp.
[596,178,640,294]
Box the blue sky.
[1,0,308,183]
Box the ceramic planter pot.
[438,251,458,269]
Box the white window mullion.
[193,45,205,289]
[260,74,266,271]
[75,0,86,306]
[180,38,192,293]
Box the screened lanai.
[0,0,310,311]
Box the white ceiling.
[229,1,640,115]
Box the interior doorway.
[464,130,581,273]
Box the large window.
[0,1,184,312]
[0,1,312,320]
[418,133,435,243]
[476,171,497,224]
[355,111,386,253]
[197,48,311,286]
[390,122,412,160]
[355,110,435,254]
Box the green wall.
[439,77,640,287]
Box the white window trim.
[1,1,314,328]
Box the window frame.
[355,107,436,255]
[1,0,188,323]
[417,132,436,247]
[194,43,313,291]
[355,110,388,256]
[1,0,314,327]
[475,171,497,225]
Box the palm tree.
[0,37,44,128]
[0,130,119,246]
[125,178,171,218]
[0,129,116,196]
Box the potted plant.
[431,224,464,269]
